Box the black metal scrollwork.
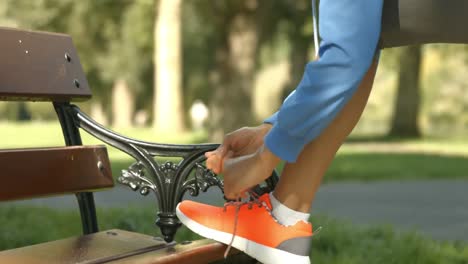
[181,163,224,197]
[66,104,278,242]
[119,162,156,196]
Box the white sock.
[269,192,310,226]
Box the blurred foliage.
[1,1,468,137]
[422,45,468,136]
[181,1,218,108]
[1,0,151,116]
[3,0,129,99]
[105,0,155,113]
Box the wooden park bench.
[1,0,468,263]
[0,27,273,263]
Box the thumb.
[221,150,235,172]
[218,133,236,158]
[217,144,229,158]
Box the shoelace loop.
[223,191,267,259]
[222,192,322,259]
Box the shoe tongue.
[258,193,273,209]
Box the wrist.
[257,144,281,169]
[259,123,273,135]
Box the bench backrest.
[0,146,113,202]
[0,27,112,235]
[0,27,91,102]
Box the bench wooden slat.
[110,239,258,264]
[0,27,91,102]
[0,229,172,264]
[0,145,113,201]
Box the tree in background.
[68,1,132,126]
[207,1,260,140]
[279,0,313,100]
[4,0,460,140]
[193,0,283,141]
[388,45,423,138]
[154,0,185,133]
[103,0,155,127]
[422,45,468,135]
[3,0,131,124]
[180,2,218,126]
[251,0,316,122]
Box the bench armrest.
[63,104,278,242]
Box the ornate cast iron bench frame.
[54,102,278,243]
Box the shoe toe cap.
[177,200,221,224]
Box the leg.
[273,59,379,213]
[177,62,379,264]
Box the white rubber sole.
[176,204,311,264]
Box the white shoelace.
[222,191,269,259]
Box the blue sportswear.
[264,0,384,162]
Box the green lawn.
[325,152,468,182]
[2,122,468,182]
[0,206,467,264]
[2,123,468,263]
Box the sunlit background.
[1,0,468,263]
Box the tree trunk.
[281,25,311,101]
[112,79,134,128]
[253,61,290,121]
[209,8,259,141]
[90,101,109,126]
[280,0,312,101]
[17,102,31,121]
[389,45,422,137]
[154,0,185,133]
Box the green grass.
[0,206,467,263]
[273,151,468,182]
[326,152,468,182]
[2,121,468,182]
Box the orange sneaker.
[176,193,313,264]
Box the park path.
[2,179,468,242]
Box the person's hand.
[205,123,272,174]
[222,144,281,200]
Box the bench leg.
[54,102,100,234]
[76,192,99,234]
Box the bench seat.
[0,229,171,264]
[110,238,258,264]
[0,229,256,264]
